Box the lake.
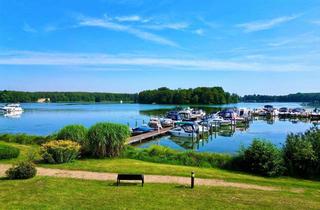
[0,102,318,154]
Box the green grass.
[40,158,320,190]
[2,141,320,192]
[1,141,320,209]
[0,141,39,164]
[0,176,320,210]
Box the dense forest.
[241,93,320,103]
[0,90,138,103]
[138,87,239,104]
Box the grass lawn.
[1,176,320,210]
[1,141,320,198]
[0,141,39,164]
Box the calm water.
[0,102,318,154]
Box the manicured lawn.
[0,176,320,210]
[0,141,39,164]
[39,158,320,190]
[1,141,320,192]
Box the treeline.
[138,87,239,104]
[242,93,320,103]
[0,90,138,103]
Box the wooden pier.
[127,127,172,145]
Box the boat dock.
[127,126,172,145]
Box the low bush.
[6,161,37,179]
[88,122,131,158]
[57,125,88,145]
[124,145,232,169]
[0,144,20,159]
[283,132,318,177]
[41,140,81,164]
[235,139,284,177]
[0,133,51,145]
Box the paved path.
[0,164,277,191]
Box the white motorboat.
[191,109,206,119]
[160,118,174,127]
[178,110,192,120]
[169,124,198,138]
[1,104,23,114]
[148,117,163,130]
[204,114,232,126]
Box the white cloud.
[311,20,320,25]
[0,51,317,72]
[237,15,300,32]
[193,29,204,36]
[267,33,320,47]
[114,15,146,22]
[23,23,37,33]
[142,22,189,30]
[78,17,178,47]
[44,25,58,32]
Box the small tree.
[239,139,284,177]
[88,122,131,158]
[283,133,318,177]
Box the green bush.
[41,140,81,164]
[283,133,318,177]
[0,133,50,145]
[57,125,88,145]
[236,139,284,177]
[124,145,232,169]
[6,161,37,179]
[0,144,20,159]
[88,122,131,158]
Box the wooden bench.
[117,174,144,187]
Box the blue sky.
[0,0,320,95]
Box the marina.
[0,102,318,153]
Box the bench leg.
[142,180,144,187]
[117,179,119,186]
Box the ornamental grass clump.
[88,122,131,158]
[57,124,88,145]
[41,140,81,164]
[0,144,20,159]
[6,161,37,179]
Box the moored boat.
[169,122,198,138]
[0,103,23,114]
[131,124,154,136]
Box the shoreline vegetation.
[242,93,320,103]
[1,123,320,180]
[0,87,238,104]
[0,87,320,106]
[1,124,320,209]
[1,88,320,104]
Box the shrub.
[88,122,131,158]
[57,125,88,145]
[0,144,20,159]
[236,139,284,177]
[0,133,50,145]
[41,140,81,164]
[6,161,37,179]
[124,145,232,169]
[283,133,318,177]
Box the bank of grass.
[0,176,320,210]
[1,141,320,191]
[0,141,39,164]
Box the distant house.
[37,98,50,103]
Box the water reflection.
[138,117,319,153]
[3,112,22,119]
